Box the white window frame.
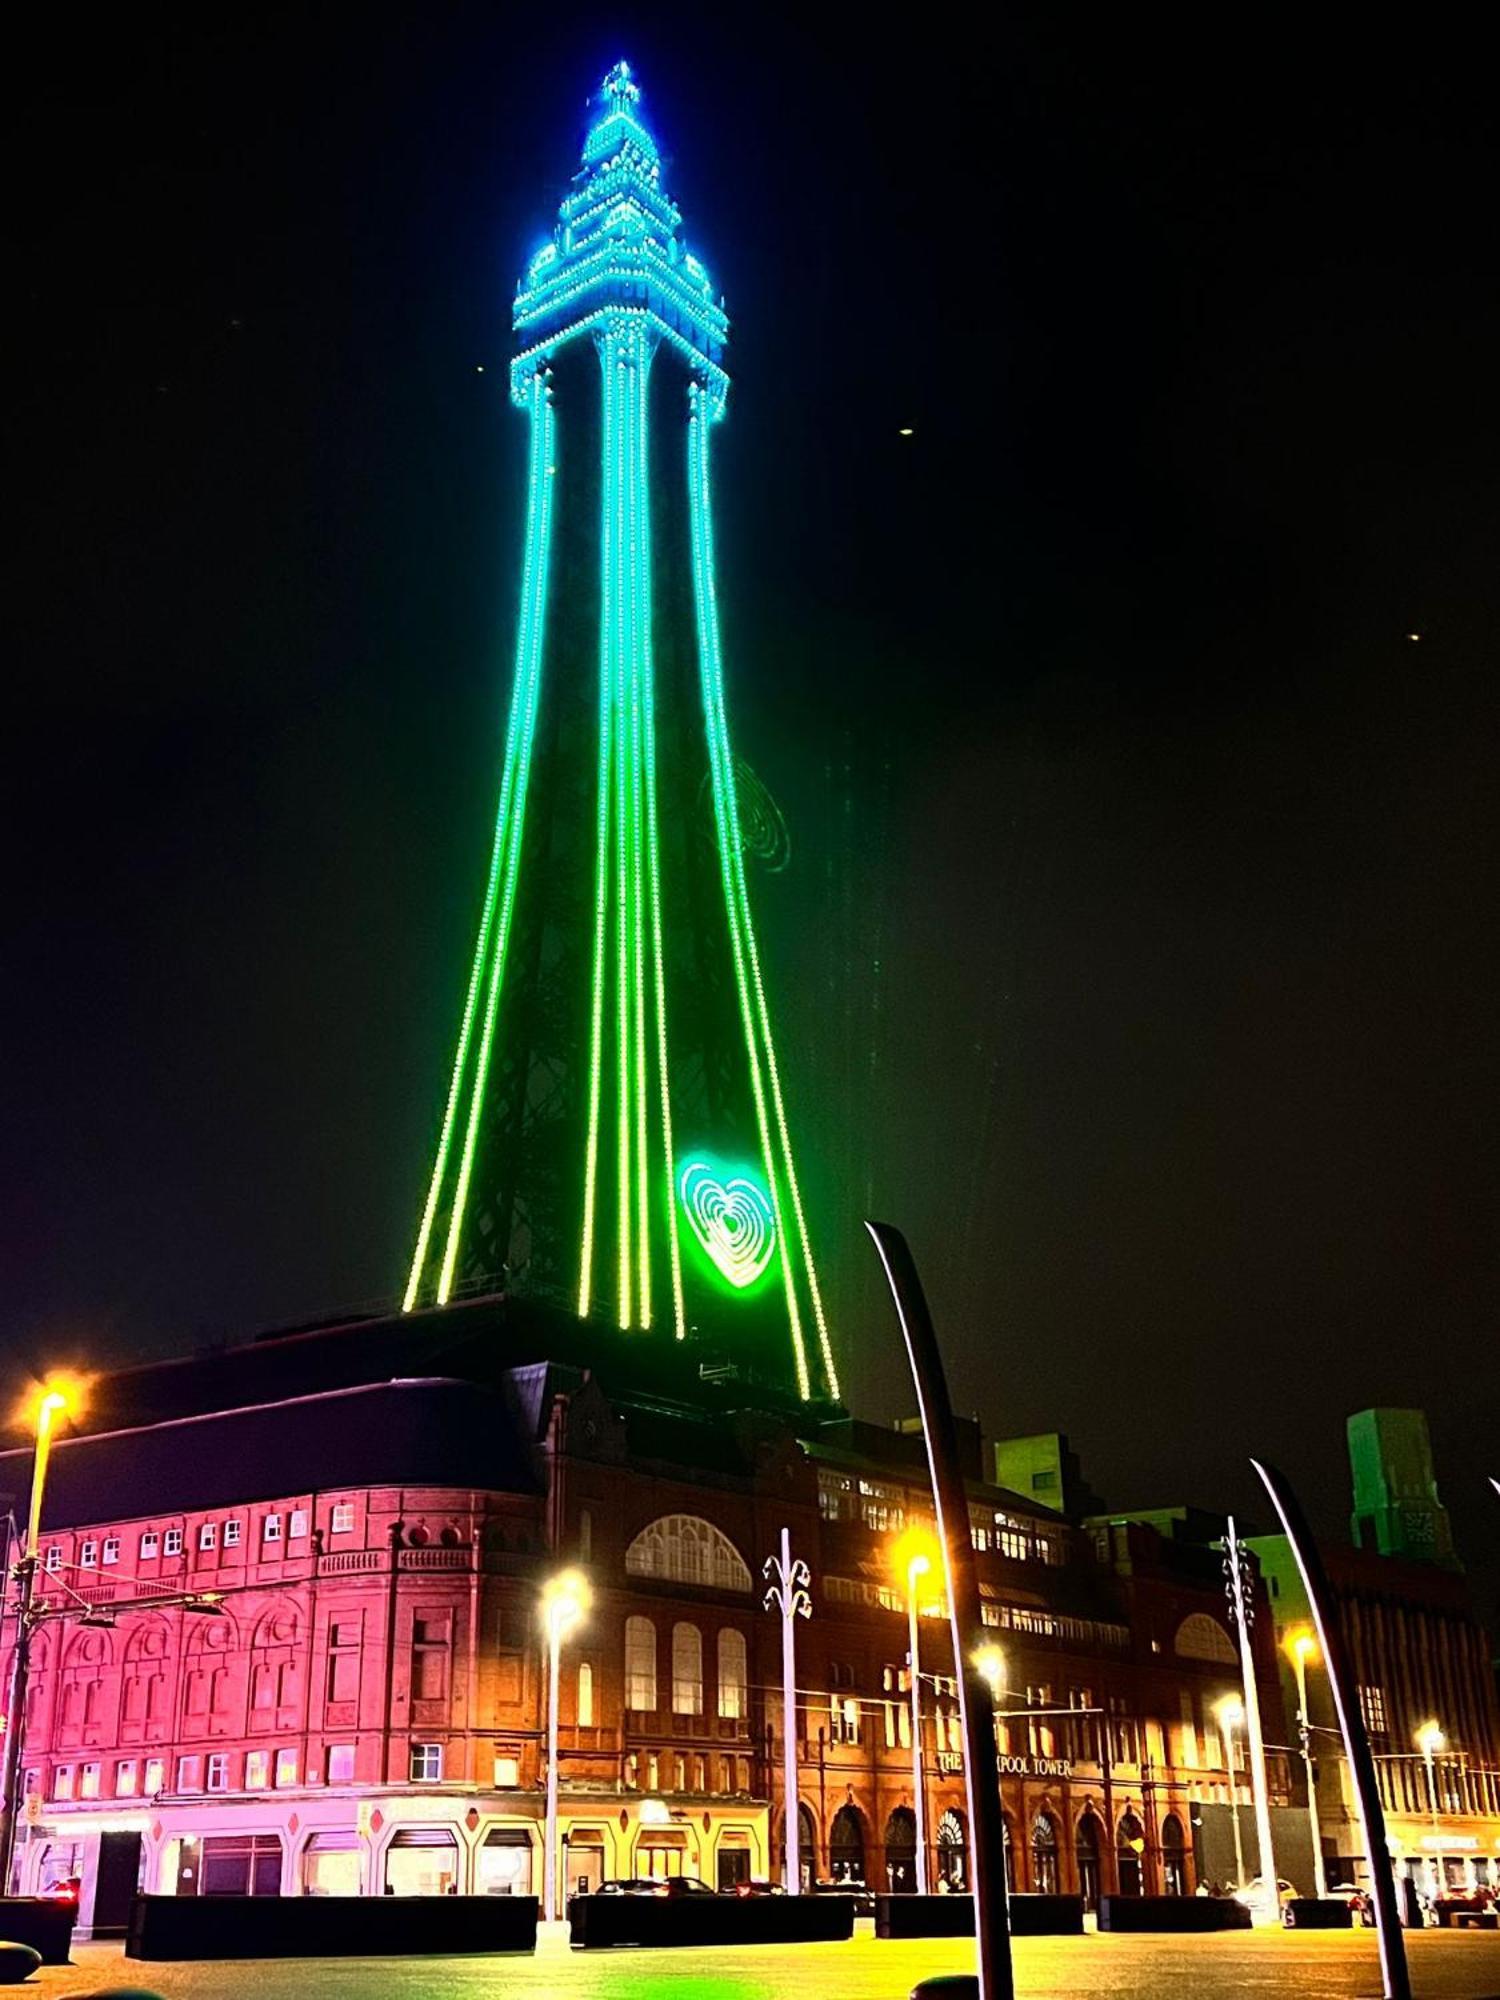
[274,1748,298,1788]
[223,1520,242,1547]
[43,1547,62,1573]
[263,1513,283,1544]
[163,1528,183,1557]
[53,1766,74,1800]
[409,1742,443,1783]
[79,1762,101,1799]
[492,1753,520,1788]
[79,1541,98,1569]
[139,1532,160,1560]
[144,1757,165,1795]
[245,1750,270,1790]
[206,1753,230,1792]
[177,1755,202,1792]
[115,1759,139,1797]
[330,1503,355,1534]
[101,1536,120,1566]
[288,1508,309,1539]
[199,1523,218,1552]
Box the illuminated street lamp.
[1,1373,88,1892]
[972,1644,1006,1707]
[893,1525,941,1895]
[1415,1721,1446,1902]
[540,1568,591,1922]
[1215,1694,1247,1890]
[1284,1626,1327,1899]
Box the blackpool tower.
[403,63,840,1403]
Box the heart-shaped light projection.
[678,1157,777,1291]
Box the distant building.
[0,1300,1291,1931]
[1248,1409,1500,1899]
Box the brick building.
[0,1297,1293,1932]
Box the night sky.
[7,12,1497,1614]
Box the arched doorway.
[829,1804,868,1885]
[777,1802,818,1890]
[884,1807,917,1893]
[1074,1811,1103,1912]
[936,1809,967,1890]
[1116,1812,1146,1896]
[1161,1814,1187,1896]
[1030,1812,1059,1895]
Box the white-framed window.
[53,1766,75,1801]
[624,1516,752,1592]
[144,1757,165,1795]
[409,1742,443,1783]
[177,1755,202,1792]
[115,1759,139,1798]
[43,1547,62,1573]
[672,1622,704,1715]
[625,1616,657,1711]
[79,1541,98,1569]
[264,1513,283,1544]
[223,1520,242,1547]
[830,1697,861,1745]
[102,1536,120,1565]
[493,1754,520,1788]
[577,1661,594,1727]
[206,1753,230,1792]
[139,1532,159,1560]
[245,1750,270,1790]
[330,1503,355,1534]
[275,1748,298,1788]
[79,1763,101,1799]
[289,1509,309,1539]
[326,1744,355,1784]
[199,1523,218,1552]
[163,1528,183,1557]
[717,1629,747,1720]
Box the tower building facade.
[404,63,838,1404]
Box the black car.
[598,1875,718,1898]
[812,1877,875,1918]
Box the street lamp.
[1415,1721,1446,1904]
[972,1644,1005,1706]
[1215,1694,1247,1890]
[763,1529,811,1893]
[540,1567,591,1923]
[1,1372,88,1893]
[893,1525,941,1896]
[1284,1626,1327,1899]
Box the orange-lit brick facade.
[0,1302,1294,1931]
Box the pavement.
[25,1928,1500,2000]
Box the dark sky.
[7,11,1497,1614]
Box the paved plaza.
[25,1930,1500,2000]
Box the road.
[29,1929,1500,1999]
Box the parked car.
[597,1877,716,1897]
[733,1879,786,1897]
[1322,1882,1371,1925]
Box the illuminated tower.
[404,63,839,1402]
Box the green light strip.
[434,380,558,1304]
[405,371,556,1312]
[579,367,617,1319]
[623,334,651,1326]
[609,340,633,1326]
[686,388,812,1402]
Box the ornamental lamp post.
[893,1524,942,1896]
[1415,1720,1446,1903]
[1284,1626,1328,1899]
[1214,1694,1247,1890]
[539,1567,591,1922]
[1,1374,88,1894]
[763,1529,811,1892]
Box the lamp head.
[892,1525,941,1589]
[1415,1720,1446,1759]
[1214,1694,1245,1731]
[971,1644,1005,1698]
[541,1566,592,1636]
[20,1372,89,1434]
[1284,1625,1319,1668]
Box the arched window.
[671,1623,703,1715]
[577,1661,594,1728]
[625,1516,752,1592]
[937,1808,967,1890]
[1075,1810,1104,1911]
[1031,1812,1058,1895]
[716,1628,747,1719]
[1174,1614,1237,1664]
[625,1616,657,1711]
[884,1806,916,1893]
[1161,1813,1187,1896]
[1117,1811,1146,1896]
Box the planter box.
[1281,1898,1352,1929]
[875,1893,1083,1939]
[126,1893,538,1961]
[0,1898,76,1964]
[1097,1895,1251,1933]
[568,1892,855,1948]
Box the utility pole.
[1225,1516,1279,1918]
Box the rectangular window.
[223,1520,242,1547]
[413,1615,451,1701]
[625,1617,657,1711]
[163,1528,183,1557]
[831,1697,861,1745]
[177,1755,203,1792]
[101,1537,120,1565]
[144,1757,165,1795]
[289,1508,309,1539]
[52,1767,74,1801]
[263,1513,282,1544]
[80,1541,98,1568]
[206,1753,230,1792]
[44,1547,62,1573]
[79,1763,100,1799]
[409,1742,443,1783]
[493,1754,520,1788]
[274,1748,298,1788]
[326,1744,355,1784]
[245,1750,270,1790]
[577,1661,594,1727]
[1359,1685,1389,1738]
[115,1759,138,1797]
[139,1532,159,1560]
[330,1503,355,1534]
[199,1523,218,1552]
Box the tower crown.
[511,60,728,405]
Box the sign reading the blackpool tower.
[403,64,839,1405]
